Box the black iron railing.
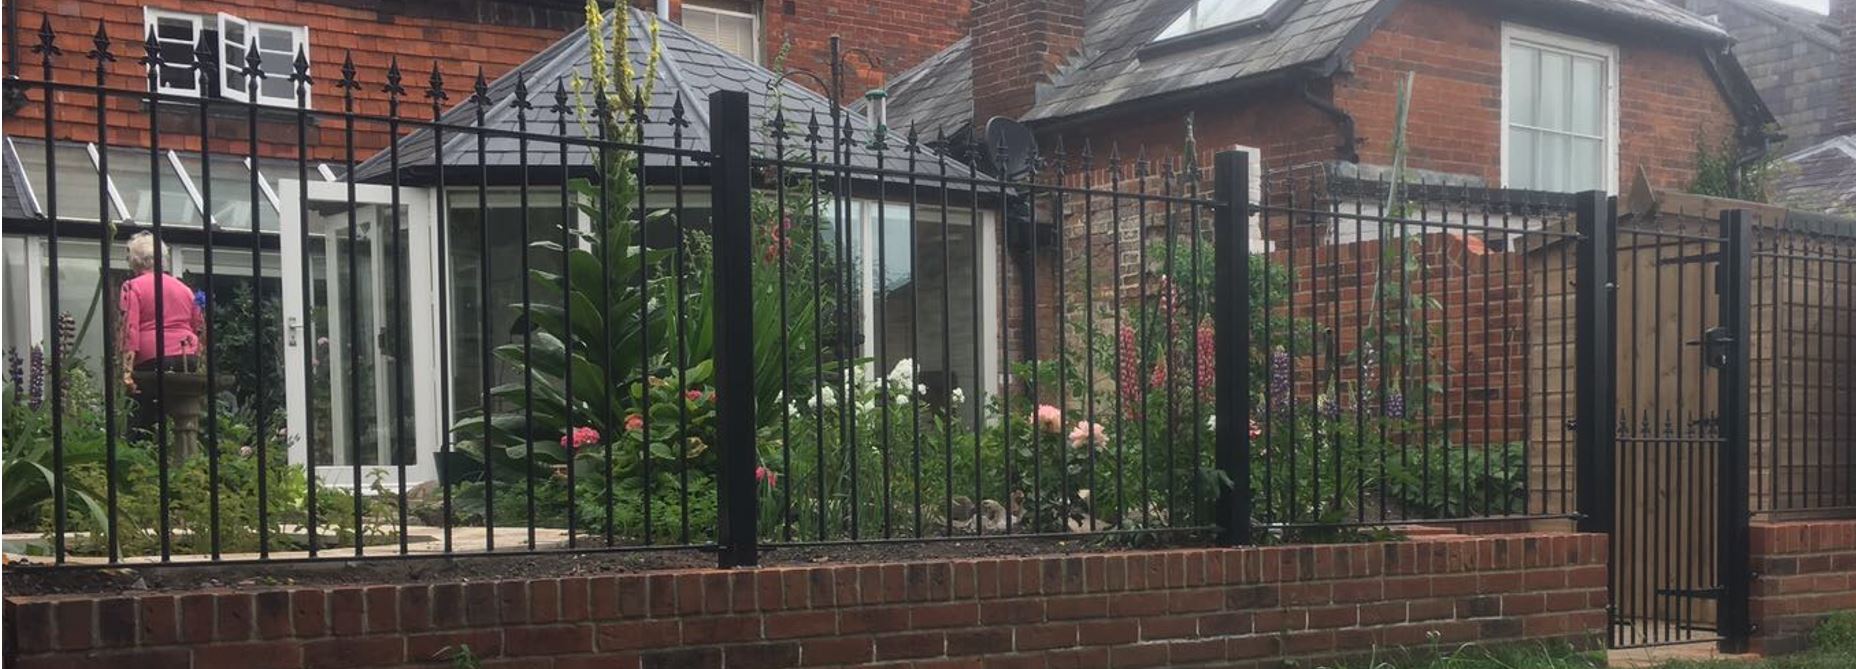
[14,14,1850,578]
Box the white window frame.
[143,8,204,99]
[852,200,1002,396]
[216,12,252,104]
[247,21,312,109]
[682,4,760,64]
[1499,23,1619,194]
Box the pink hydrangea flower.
[560,426,600,450]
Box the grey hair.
[125,232,173,273]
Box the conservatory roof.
[0,136,320,234]
[352,7,976,185]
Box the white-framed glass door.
[279,181,439,489]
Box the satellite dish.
[985,116,1038,181]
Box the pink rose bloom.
[1031,404,1064,434]
[560,426,600,450]
[625,414,645,432]
[685,389,705,403]
[1249,419,1262,440]
[1067,421,1107,450]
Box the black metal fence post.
[1213,150,1253,546]
[711,90,759,568]
[1717,209,1754,653]
[1574,190,1616,535]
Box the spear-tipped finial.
[549,76,569,115]
[470,66,490,106]
[377,55,399,95]
[140,26,161,69]
[291,46,312,87]
[512,73,533,110]
[88,19,114,64]
[242,38,265,80]
[425,62,448,103]
[34,15,63,57]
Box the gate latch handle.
[1686,327,1734,370]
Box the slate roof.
[1682,0,1842,147]
[2,139,41,221]
[866,36,973,137]
[887,0,1741,127]
[353,7,973,185]
[1773,135,1856,217]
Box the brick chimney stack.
[1838,0,1855,133]
[970,0,1085,124]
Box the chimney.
[971,0,1085,124]
[1838,0,1855,133]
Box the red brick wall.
[1340,0,1739,192]
[1047,82,1342,178]
[1749,520,1856,655]
[2,534,1608,669]
[10,0,578,162]
[762,0,972,106]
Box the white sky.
[1765,0,1829,13]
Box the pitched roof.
[869,36,973,137]
[354,7,973,184]
[887,0,1741,127]
[1773,135,1856,217]
[1685,0,1842,146]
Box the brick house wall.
[8,0,581,162]
[1,533,1609,669]
[1041,0,1741,193]
[654,0,972,105]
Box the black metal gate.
[1581,197,1752,651]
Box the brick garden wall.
[1749,520,1856,655]
[2,533,1608,669]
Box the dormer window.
[1149,0,1302,50]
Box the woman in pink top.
[117,232,205,435]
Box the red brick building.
[887,0,1773,195]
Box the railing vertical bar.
[298,49,319,558]
[516,75,538,550]
[552,78,577,550]
[630,89,651,547]
[195,41,221,561]
[345,56,364,556]
[1082,144,1098,532]
[429,67,455,553]
[92,23,123,564]
[671,94,691,545]
[385,57,411,555]
[475,71,496,553]
[873,126,892,540]
[1109,146,1128,532]
[247,42,270,559]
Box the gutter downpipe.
[1299,77,1360,163]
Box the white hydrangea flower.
[1205,414,1216,431]
[950,388,965,406]
[887,358,918,391]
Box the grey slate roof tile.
[353,7,971,184]
[887,0,1738,127]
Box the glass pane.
[155,17,194,41]
[3,237,30,356]
[105,148,204,227]
[1537,133,1570,193]
[14,140,105,222]
[1508,44,1538,127]
[199,155,280,232]
[1570,137,1603,192]
[1570,56,1603,137]
[259,75,295,102]
[872,207,983,422]
[1507,127,1536,189]
[446,203,568,424]
[258,26,293,52]
[307,204,415,467]
[1537,50,1569,132]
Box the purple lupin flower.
[194,290,208,309]
[1383,389,1407,419]
[1268,347,1291,410]
[56,312,76,360]
[6,348,23,405]
[27,344,45,411]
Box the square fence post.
[1573,191,1616,535]
[1717,209,1753,653]
[1213,150,1253,546]
[710,90,758,568]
